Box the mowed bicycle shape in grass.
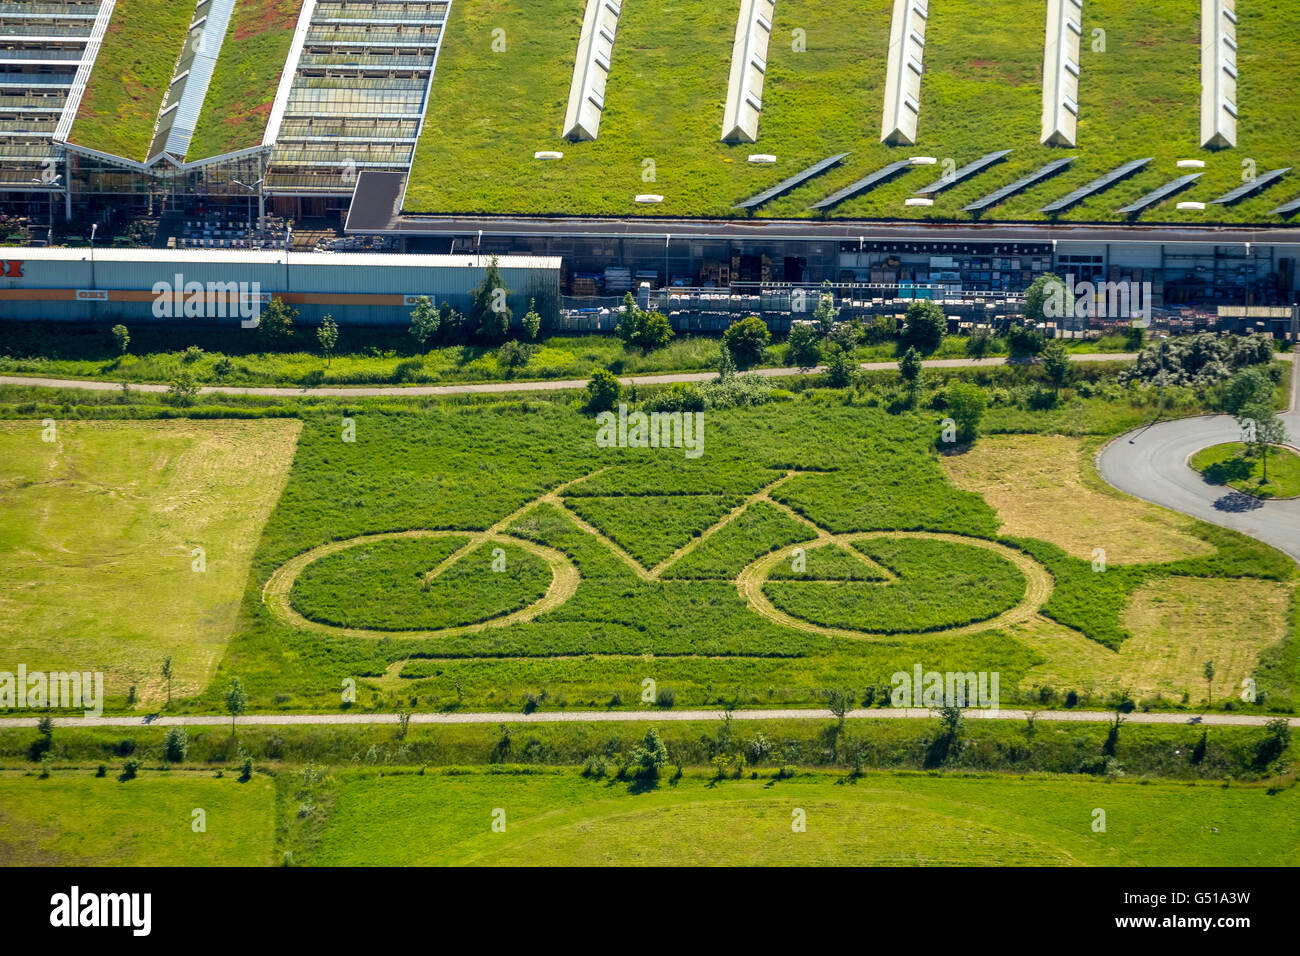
[262,469,1053,642]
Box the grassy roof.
[68,0,196,162]
[187,0,305,161]
[405,0,1300,223]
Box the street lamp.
[231,178,265,242]
[31,173,62,246]
[89,222,98,289]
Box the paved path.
[0,352,1137,399]
[0,708,1291,730]
[1097,352,1300,565]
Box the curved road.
[1098,353,1300,565]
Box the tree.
[1040,339,1071,391]
[900,300,947,353]
[722,315,771,369]
[470,256,511,343]
[812,292,838,336]
[521,298,542,341]
[111,324,130,357]
[161,656,173,707]
[636,311,674,351]
[628,727,669,781]
[1006,321,1045,357]
[163,726,188,763]
[584,369,621,414]
[946,380,987,442]
[257,297,296,345]
[408,295,439,351]
[615,292,642,348]
[1221,366,1274,416]
[1022,273,1063,326]
[1203,660,1216,708]
[1238,401,1288,485]
[316,314,338,366]
[898,345,924,402]
[166,371,199,407]
[825,344,854,387]
[224,677,247,734]
[787,323,821,367]
[716,343,737,379]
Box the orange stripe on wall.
[0,290,412,306]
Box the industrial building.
[0,247,561,325]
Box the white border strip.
[54,0,117,144]
[263,0,318,146]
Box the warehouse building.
[0,248,561,325]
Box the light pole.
[89,222,97,289]
[31,174,62,245]
[231,178,264,242]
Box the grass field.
[1191,442,1300,500]
[407,0,1300,222]
[0,419,301,704]
[305,768,1300,866]
[1,360,1294,716]
[69,0,196,161]
[0,771,276,866]
[0,320,1138,389]
[177,387,1297,715]
[941,434,1214,564]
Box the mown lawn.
[1191,442,1300,499]
[305,768,1300,866]
[0,419,301,704]
[408,0,1300,222]
[0,771,276,866]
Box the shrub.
[966,328,993,358]
[496,340,535,374]
[787,322,822,367]
[238,755,254,782]
[181,345,203,363]
[655,687,677,708]
[213,356,233,377]
[722,315,771,369]
[111,324,130,356]
[119,758,139,781]
[391,358,425,383]
[114,738,136,757]
[643,382,705,413]
[584,369,622,414]
[900,300,947,353]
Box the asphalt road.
[1097,352,1300,565]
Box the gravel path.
[0,353,1137,398]
[0,708,1291,729]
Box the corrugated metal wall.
[0,250,561,325]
